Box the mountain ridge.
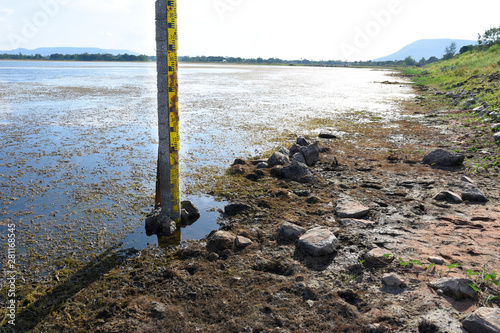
[373,39,476,61]
[0,47,141,56]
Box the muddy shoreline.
[12,82,500,332]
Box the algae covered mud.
[0,61,413,280]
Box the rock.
[461,176,475,184]
[256,162,268,169]
[267,151,290,167]
[494,132,500,143]
[382,273,404,288]
[490,111,500,121]
[428,256,445,265]
[296,136,310,146]
[229,164,247,175]
[461,184,488,202]
[145,208,176,236]
[340,219,376,228]
[281,161,315,183]
[319,130,338,139]
[427,277,478,299]
[420,310,464,333]
[297,227,339,256]
[224,203,251,216]
[300,141,320,166]
[473,106,486,114]
[289,144,302,157]
[206,231,236,252]
[335,198,370,218]
[235,236,253,249]
[232,158,247,166]
[181,201,200,224]
[278,222,306,242]
[363,247,394,267]
[278,146,290,157]
[423,149,465,167]
[462,307,500,333]
[433,191,463,204]
[491,123,500,132]
[292,152,307,164]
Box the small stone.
[363,247,393,267]
[256,162,268,169]
[278,146,290,156]
[428,256,445,265]
[278,222,306,242]
[461,176,475,184]
[423,149,465,167]
[382,273,404,288]
[473,106,486,114]
[340,219,375,228]
[462,307,500,333]
[235,236,253,249]
[461,184,488,202]
[319,130,338,139]
[335,198,370,218]
[206,231,236,252]
[433,191,463,204]
[181,200,200,224]
[494,132,500,143]
[297,227,339,257]
[427,277,478,299]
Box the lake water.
[0,61,413,279]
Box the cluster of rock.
[472,105,500,144]
[145,201,201,236]
[229,136,322,183]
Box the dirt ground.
[14,85,500,332]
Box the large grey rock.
[423,149,465,167]
[297,227,339,256]
[491,123,500,132]
[278,146,290,157]
[278,222,306,242]
[462,307,500,333]
[301,141,320,166]
[461,184,488,202]
[473,106,486,114]
[267,151,290,167]
[335,198,370,218]
[427,277,478,299]
[235,236,253,249]
[281,161,315,183]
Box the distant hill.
[374,39,476,61]
[0,47,141,56]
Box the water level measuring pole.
[155,0,181,223]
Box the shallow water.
[0,61,413,279]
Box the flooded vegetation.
[0,61,413,282]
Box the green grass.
[401,46,500,109]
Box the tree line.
[0,52,155,62]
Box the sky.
[0,0,499,61]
